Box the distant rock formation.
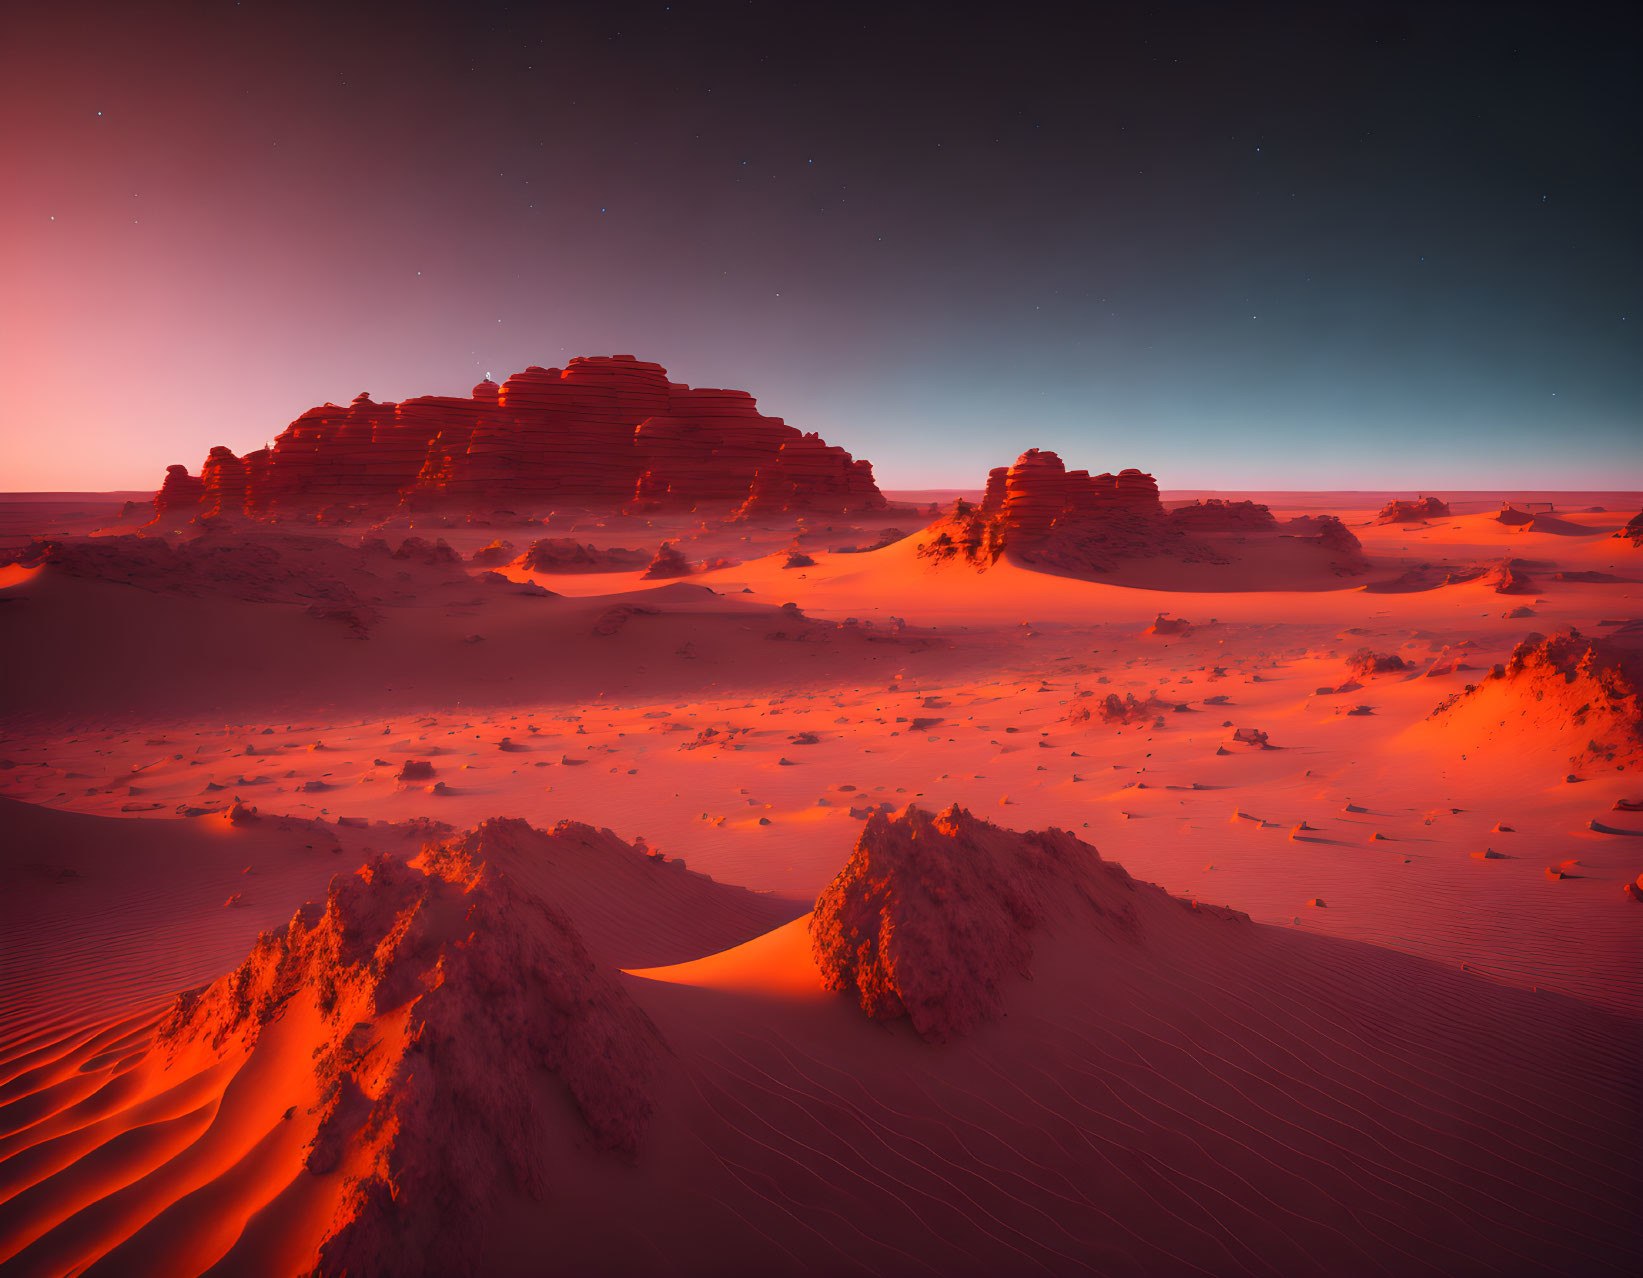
[1617,509,1643,547]
[151,356,884,523]
[1169,499,1278,531]
[916,449,1367,578]
[918,449,1165,571]
[1376,495,1450,523]
[518,537,648,574]
[999,448,1164,545]
[641,541,694,579]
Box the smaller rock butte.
[998,448,1164,543]
[918,448,1366,576]
[149,355,884,524]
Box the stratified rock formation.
[151,356,883,523]
[998,449,1164,544]
[1376,495,1451,523]
[916,449,1367,579]
[152,465,203,520]
[155,840,662,1276]
[810,804,1156,1040]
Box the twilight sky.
[1,0,1638,492]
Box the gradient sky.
[1,0,1638,492]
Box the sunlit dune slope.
[5,807,1634,1276]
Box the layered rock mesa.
[989,447,1163,541]
[150,355,884,522]
[918,447,1366,576]
[919,448,1163,567]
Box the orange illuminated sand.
[2,488,1641,1273]
[626,913,827,998]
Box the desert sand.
[2,435,1641,1274]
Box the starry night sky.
[2,0,1638,491]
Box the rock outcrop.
[1168,499,1278,531]
[1000,449,1164,546]
[833,527,910,554]
[1144,613,1193,637]
[151,465,204,520]
[1345,649,1412,678]
[918,449,1166,571]
[916,449,1367,579]
[641,541,693,579]
[518,537,649,574]
[1429,625,1643,772]
[151,356,883,522]
[1067,692,1164,726]
[810,804,1146,1040]
[1376,495,1451,523]
[1617,509,1643,547]
[156,840,662,1275]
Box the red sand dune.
[4,806,1637,1274]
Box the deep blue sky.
[2,0,1638,490]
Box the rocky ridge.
[150,355,884,524]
